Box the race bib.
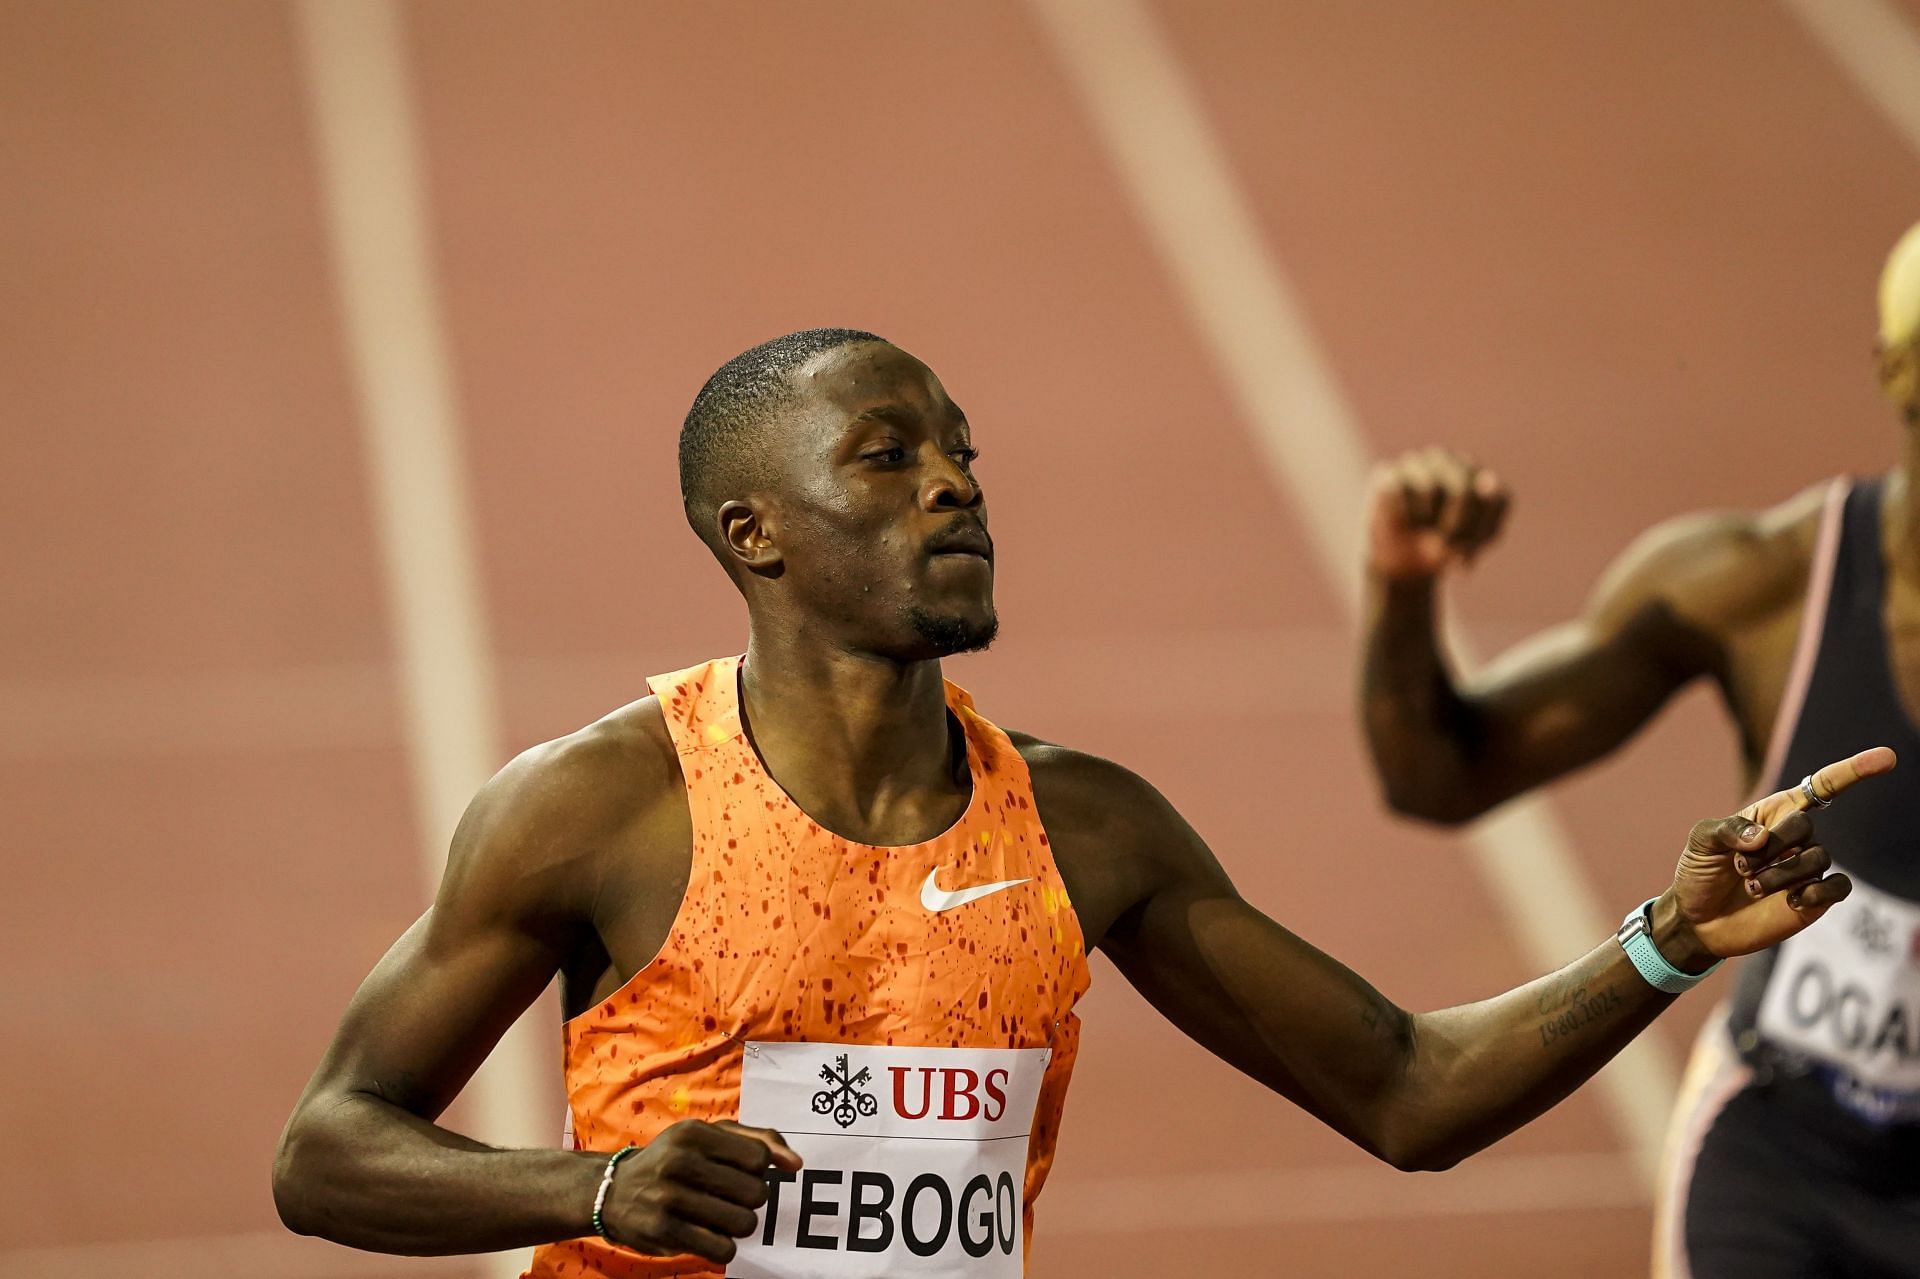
[1756,873,1920,1094]
[733,1042,1049,1279]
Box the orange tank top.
[526,656,1090,1279]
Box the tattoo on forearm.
[1534,973,1589,1016]
[1535,983,1625,1048]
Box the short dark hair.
[678,327,887,546]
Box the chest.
[576,781,1088,1043]
[674,821,1084,1043]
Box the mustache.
[924,520,994,560]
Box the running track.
[6,3,1920,1275]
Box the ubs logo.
[889,1066,1013,1123]
[812,1054,879,1129]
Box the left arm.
[1027,741,1890,1172]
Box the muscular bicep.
[293,746,604,1123]
[1454,514,1745,793]
[1036,746,1418,1157]
[1106,877,1416,1156]
[1462,606,1700,784]
[300,899,566,1122]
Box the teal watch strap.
[1616,897,1720,995]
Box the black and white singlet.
[1727,476,1920,1122]
[1667,477,1920,1279]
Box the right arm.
[271,719,796,1262]
[1031,734,1888,1173]
[272,734,613,1253]
[1360,449,1801,823]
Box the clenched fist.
[598,1119,802,1264]
[1367,447,1510,580]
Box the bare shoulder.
[1004,730,1196,869]
[1592,482,1831,635]
[1006,731,1160,832]
[1004,731,1230,947]
[435,695,687,923]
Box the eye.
[861,446,907,464]
[951,447,980,466]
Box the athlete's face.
[750,343,996,660]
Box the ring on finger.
[1799,775,1832,809]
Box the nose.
[921,450,982,512]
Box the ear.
[717,499,784,576]
[1877,339,1920,419]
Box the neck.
[738,623,963,831]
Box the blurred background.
[6,1,1920,1275]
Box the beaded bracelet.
[591,1145,642,1242]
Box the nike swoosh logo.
[920,868,1031,913]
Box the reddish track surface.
[7,3,1920,1276]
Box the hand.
[1366,447,1510,580]
[1655,747,1897,968]
[599,1119,802,1263]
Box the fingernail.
[1742,823,1762,841]
[1746,878,1761,895]
[1734,857,1749,874]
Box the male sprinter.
[1361,221,1920,1277]
[276,328,1886,1279]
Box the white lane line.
[1043,1150,1640,1235]
[292,4,544,1275]
[1781,0,1920,157]
[1028,0,1676,1186]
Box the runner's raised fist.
[1654,747,1897,968]
[598,1119,802,1264]
[1366,447,1510,580]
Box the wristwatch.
[1616,897,1720,995]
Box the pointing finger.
[1747,747,1896,824]
[1798,746,1898,808]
